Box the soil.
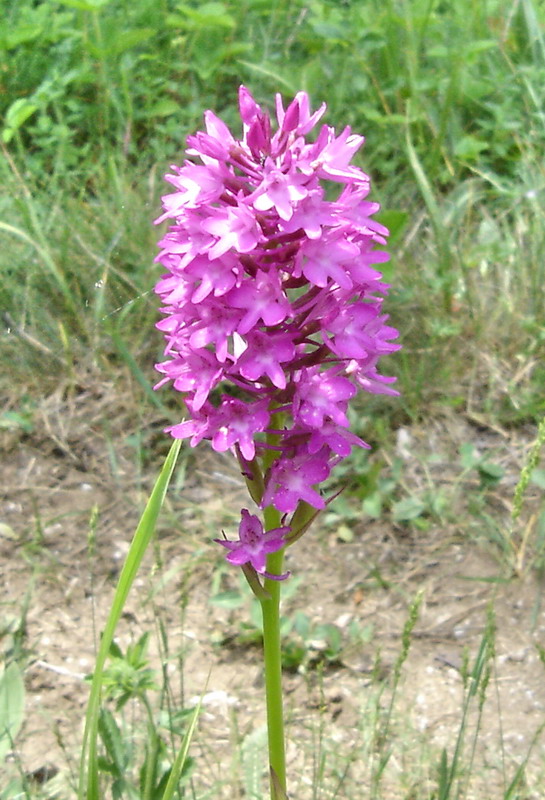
[1,377,544,799]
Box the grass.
[2,0,544,419]
[2,0,545,797]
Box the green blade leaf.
[78,439,181,800]
[160,697,202,800]
[0,662,25,761]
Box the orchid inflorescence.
[154,86,399,581]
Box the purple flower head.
[215,509,290,580]
[154,86,400,564]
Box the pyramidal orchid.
[154,86,400,799]
[155,85,399,552]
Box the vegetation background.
[1,0,545,798]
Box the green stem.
[141,695,159,800]
[260,504,287,798]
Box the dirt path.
[2,383,544,797]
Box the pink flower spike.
[154,85,401,529]
[215,509,290,579]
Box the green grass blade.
[437,747,449,800]
[521,0,545,64]
[0,662,25,761]
[78,438,182,800]
[109,329,174,417]
[0,219,83,334]
[160,695,203,800]
[405,119,454,311]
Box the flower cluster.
[154,87,399,568]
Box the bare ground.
[1,376,544,799]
